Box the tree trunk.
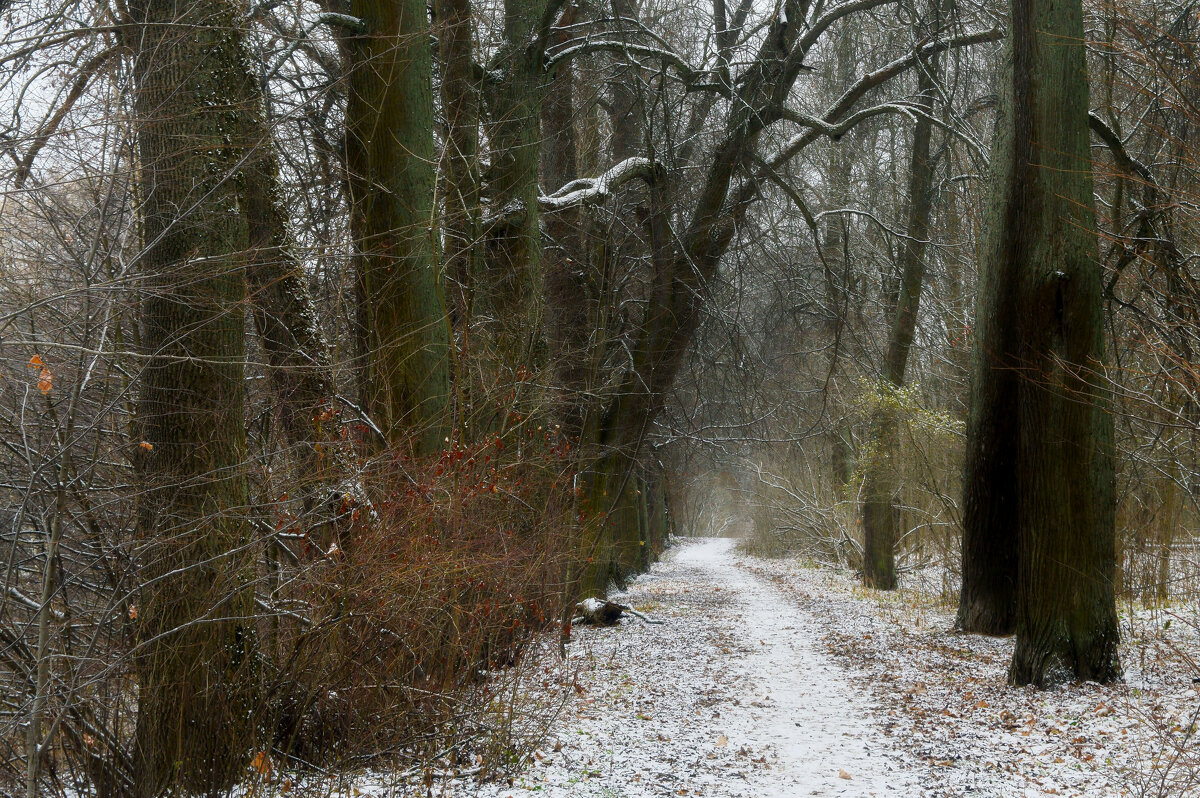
[344,0,452,453]
[241,93,337,492]
[955,55,1021,636]
[860,52,938,589]
[437,0,483,328]
[130,0,257,791]
[479,0,549,377]
[608,0,642,162]
[541,4,592,438]
[822,24,855,489]
[960,0,1121,686]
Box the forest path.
[660,538,915,796]
[472,537,920,798]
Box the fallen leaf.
[839,769,852,780]
[716,734,728,747]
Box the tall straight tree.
[342,0,452,453]
[860,53,939,590]
[958,0,1121,685]
[241,76,337,493]
[437,0,483,328]
[478,0,553,376]
[130,0,257,791]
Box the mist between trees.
[0,0,1196,791]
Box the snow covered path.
[468,537,920,798]
[668,538,916,796]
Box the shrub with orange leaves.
[263,429,578,774]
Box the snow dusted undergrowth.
[270,537,1200,797]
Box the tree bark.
[959,0,1121,686]
[437,0,483,328]
[608,0,642,162]
[130,0,258,791]
[861,51,939,590]
[479,0,551,376]
[541,4,591,438]
[241,94,337,490]
[343,0,452,453]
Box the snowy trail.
[669,538,912,797]
[467,537,920,798]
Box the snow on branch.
[1088,112,1154,184]
[539,157,664,211]
[544,40,702,85]
[317,11,367,32]
[781,101,923,140]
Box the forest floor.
[295,537,1200,798]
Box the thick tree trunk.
[344,0,452,453]
[130,0,257,792]
[541,5,593,439]
[861,59,938,590]
[960,0,1120,686]
[956,44,1022,636]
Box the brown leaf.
[250,751,272,776]
[839,769,852,780]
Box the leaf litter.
[253,538,1200,797]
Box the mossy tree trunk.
[541,4,592,439]
[130,0,258,791]
[959,0,1120,686]
[860,53,939,590]
[479,0,551,379]
[240,83,337,495]
[343,0,452,453]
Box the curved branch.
[1088,111,1153,184]
[544,39,704,85]
[541,157,665,210]
[14,47,123,188]
[768,26,1003,170]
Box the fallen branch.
[573,597,665,626]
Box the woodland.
[0,0,1197,791]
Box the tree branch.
[540,157,665,210]
[14,47,123,188]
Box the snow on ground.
[456,537,919,798]
[265,537,1200,797]
[743,554,1200,798]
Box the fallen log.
[572,597,664,626]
